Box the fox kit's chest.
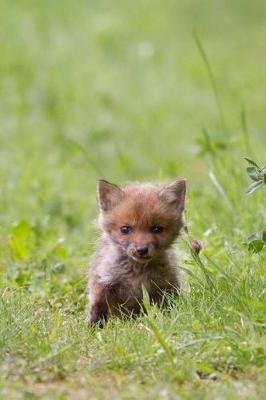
[126,267,151,295]
[116,261,172,301]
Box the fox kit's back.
[88,178,186,326]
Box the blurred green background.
[1,0,266,223]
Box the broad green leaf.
[246,166,260,181]
[52,243,67,259]
[8,236,29,260]
[247,232,263,243]
[52,263,66,274]
[246,180,263,194]
[8,220,35,260]
[244,158,260,169]
[248,239,265,253]
[247,232,266,253]
[10,220,32,239]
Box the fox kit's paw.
[87,305,108,328]
[87,314,105,328]
[87,317,104,328]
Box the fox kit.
[88,178,186,326]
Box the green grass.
[0,0,266,398]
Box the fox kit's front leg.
[88,280,109,326]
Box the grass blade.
[194,31,227,134]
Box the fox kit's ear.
[97,180,123,211]
[160,179,186,214]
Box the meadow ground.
[0,1,266,399]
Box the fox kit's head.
[97,179,186,264]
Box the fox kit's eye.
[120,225,132,234]
[152,225,164,234]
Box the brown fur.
[87,178,186,326]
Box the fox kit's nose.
[136,246,149,256]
